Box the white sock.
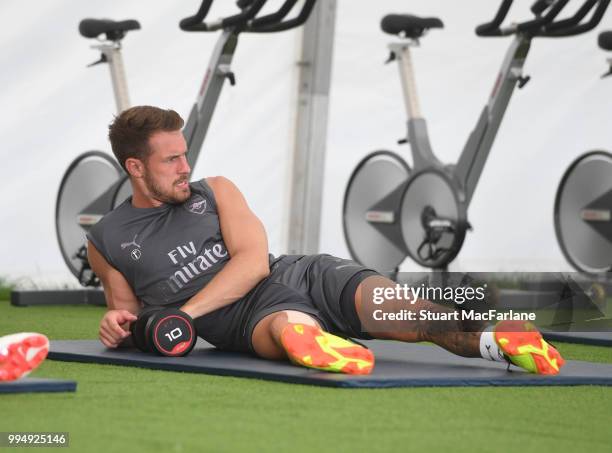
[479,326,506,362]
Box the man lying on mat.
[88,106,564,376]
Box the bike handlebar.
[475,0,513,36]
[599,30,612,50]
[531,0,556,15]
[179,0,214,31]
[180,0,316,33]
[249,0,299,28]
[180,0,266,31]
[476,0,609,38]
[542,0,597,31]
[248,0,316,33]
[542,0,610,37]
[515,0,569,33]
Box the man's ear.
[125,158,145,178]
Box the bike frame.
[94,41,131,113]
[391,33,531,206]
[183,30,238,168]
[343,0,611,273]
[78,29,239,225]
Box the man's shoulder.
[89,201,129,237]
[185,178,219,213]
[202,176,234,193]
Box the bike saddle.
[599,31,612,51]
[381,14,443,39]
[79,19,141,41]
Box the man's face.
[141,130,191,205]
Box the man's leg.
[354,275,565,374]
[355,275,482,357]
[251,310,374,374]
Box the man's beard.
[143,171,191,205]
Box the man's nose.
[179,155,191,174]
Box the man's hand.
[99,310,138,348]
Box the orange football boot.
[280,324,374,375]
[0,333,49,381]
[494,321,565,375]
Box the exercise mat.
[48,339,612,388]
[543,331,612,347]
[0,377,77,394]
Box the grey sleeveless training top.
[87,179,231,306]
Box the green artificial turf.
[0,279,12,301]
[1,299,611,453]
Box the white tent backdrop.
[0,0,610,285]
[323,0,612,273]
[0,0,302,284]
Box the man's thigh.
[241,277,325,355]
[276,254,379,338]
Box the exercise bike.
[55,0,316,287]
[554,29,612,275]
[342,0,610,275]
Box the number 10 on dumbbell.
[130,308,196,357]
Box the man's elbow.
[250,251,270,281]
[233,251,270,281]
[257,259,271,280]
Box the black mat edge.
[543,332,612,347]
[0,377,77,394]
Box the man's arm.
[180,176,270,319]
[87,241,140,347]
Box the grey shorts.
[190,254,379,353]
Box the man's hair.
[108,106,184,171]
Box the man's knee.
[355,275,398,304]
[354,275,425,341]
[354,275,397,320]
[252,310,319,360]
[282,310,319,326]
[268,310,319,339]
